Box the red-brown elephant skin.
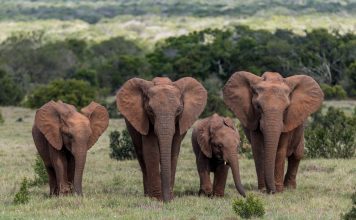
[223,71,324,193]
[116,77,207,202]
[32,100,109,196]
[191,113,246,197]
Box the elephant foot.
[58,183,72,196]
[258,186,266,193]
[275,184,284,193]
[284,180,296,189]
[213,191,224,197]
[198,189,213,197]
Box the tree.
[26,79,96,109]
[0,69,24,105]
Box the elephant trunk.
[262,111,283,194]
[228,153,246,197]
[156,114,175,202]
[73,150,87,196]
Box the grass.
[0,102,355,219]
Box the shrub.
[237,123,253,159]
[104,100,121,119]
[0,110,4,124]
[109,129,136,160]
[320,83,347,99]
[13,178,30,205]
[305,107,356,159]
[0,69,24,105]
[26,79,96,109]
[30,154,48,186]
[201,76,233,118]
[232,194,265,219]
[71,68,98,87]
[342,191,356,220]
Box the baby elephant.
[192,113,246,197]
[32,100,109,196]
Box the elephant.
[191,113,246,197]
[223,71,323,193]
[116,77,207,202]
[32,100,109,196]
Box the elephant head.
[117,77,207,202]
[35,100,109,195]
[223,71,323,193]
[197,113,246,197]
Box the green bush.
[30,154,48,186]
[342,191,356,220]
[232,194,265,219]
[237,123,253,159]
[26,79,96,109]
[0,110,4,124]
[13,178,30,205]
[320,83,347,100]
[305,107,356,159]
[104,100,121,119]
[72,68,98,87]
[0,69,24,106]
[109,129,136,160]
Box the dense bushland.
[305,107,356,159]
[1,26,355,117]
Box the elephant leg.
[45,165,58,196]
[126,121,148,196]
[213,164,229,197]
[197,153,212,196]
[250,129,265,191]
[67,152,75,189]
[275,133,289,192]
[284,139,303,189]
[285,129,304,189]
[142,132,161,199]
[49,147,71,195]
[170,131,186,198]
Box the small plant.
[305,107,356,159]
[232,194,265,219]
[0,110,4,124]
[109,129,136,160]
[342,191,356,220]
[30,154,48,186]
[13,178,30,205]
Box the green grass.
[0,103,355,219]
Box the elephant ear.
[116,78,153,135]
[283,75,324,132]
[174,77,207,135]
[35,101,63,150]
[196,119,212,158]
[81,102,110,149]
[223,71,261,130]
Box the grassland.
[0,101,355,219]
[0,14,355,48]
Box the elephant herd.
[32,71,324,203]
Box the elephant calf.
[32,100,109,196]
[191,113,246,197]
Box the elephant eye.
[176,105,183,115]
[146,105,154,115]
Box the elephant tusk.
[224,161,227,165]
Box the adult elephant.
[32,100,109,196]
[223,71,323,193]
[116,77,207,202]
